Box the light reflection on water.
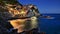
[9,16,38,33]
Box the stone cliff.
[0,0,40,33]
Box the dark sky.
[18,0,60,14]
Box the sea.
[38,14,60,34]
[0,14,60,34]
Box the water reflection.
[9,16,38,33]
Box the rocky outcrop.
[0,0,40,34]
[0,0,40,20]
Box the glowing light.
[9,19,26,33]
[20,10,26,14]
[21,11,25,14]
[31,16,38,28]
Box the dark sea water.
[0,14,60,34]
[38,14,60,34]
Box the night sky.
[18,0,60,14]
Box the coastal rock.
[0,0,40,34]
